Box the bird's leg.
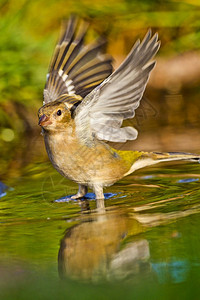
[96,198,105,211]
[93,184,104,200]
[71,184,88,199]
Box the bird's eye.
[57,109,62,116]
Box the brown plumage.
[38,17,200,200]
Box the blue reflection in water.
[54,192,117,202]
[177,178,199,183]
[141,175,155,179]
[151,260,190,284]
[0,182,9,198]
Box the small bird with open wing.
[38,17,200,200]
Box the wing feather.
[43,17,113,104]
[75,30,160,143]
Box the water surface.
[0,160,200,299]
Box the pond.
[1,156,200,299]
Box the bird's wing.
[43,16,113,104]
[74,30,160,143]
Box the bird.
[38,17,200,200]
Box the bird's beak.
[38,114,52,127]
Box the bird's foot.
[54,185,88,202]
[71,184,88,199]
[54,192,118,203]
[54,185,87,202]
[71,192,86,200]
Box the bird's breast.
[43,131,128,186]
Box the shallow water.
[1,160,200,299]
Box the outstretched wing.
[43,16,113,104]
[75,30,160,143]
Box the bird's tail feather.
[126,151,200,175]
[151,151,200,163]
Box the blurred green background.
[1,0,200,175]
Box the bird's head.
[38,100,73,131]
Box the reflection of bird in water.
[58,206,151,282]
[58,197,199,283]
[38,17,200,200]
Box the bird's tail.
[150,151,200,163]
[126,151,200,175]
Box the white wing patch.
[59,71,76,95]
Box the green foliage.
[0,0,199,111]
